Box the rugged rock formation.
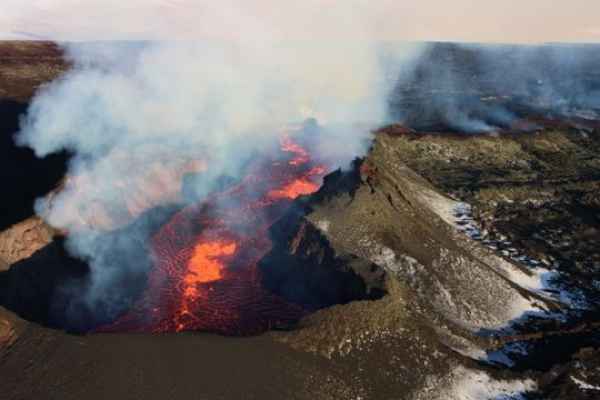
[0,217,55,269]
[0,217,56,344]
[361,124,600,398]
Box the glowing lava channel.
[267,166,325,200]
[104,135,327,335]
[186,241,237,286]
[176,239,237,331]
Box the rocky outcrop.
[0,217,55,269]
[260,200,387,310]
[0,216,56,352]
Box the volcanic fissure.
[0,132,386,335]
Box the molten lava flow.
[175,239,238,331]
[104,134,327,335]
[268,178,319,200]
[268,165,327,200]
[281,135,310,166]
[186,241,236,285]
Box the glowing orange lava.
[281,136,310,166]
[175,240,238,331]
[186,241,236,285]
[103,134,328,335]
[268,178,319,200]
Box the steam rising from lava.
[16,4,416,330]
[104,135,327,334]
[388,42,600,132]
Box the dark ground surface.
[0,328,342,400]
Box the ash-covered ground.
[1,41,600,400]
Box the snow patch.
[449,202,588,310]
[449,368,535,400]
[419,367,536,400]
[571,376,600,391]
[485,342,530,368]
[316,219,331,233]
[417,188,463,227]
[540,270,589,309]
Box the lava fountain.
[103,133,327,335]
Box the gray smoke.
[389,42,600,132]
[16,5,423,326]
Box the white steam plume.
[389,42,600,133]
[15,3,421,324]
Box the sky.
[1,0,600,43]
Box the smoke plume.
[389,42,600,132]
[16,3,421,327]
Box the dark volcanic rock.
[0,205,179,333]
[0,237,90,331]
[0,100,69,231]
[0,43,70,231]
[532,347,600,399]
[261,205,386,309]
